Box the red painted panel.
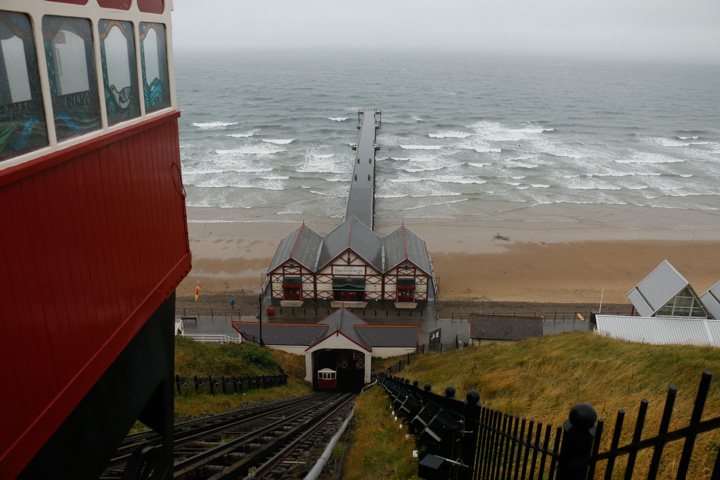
[0,113,191,479]
[0,246,31,451]
[137,0,163,14]
[97,0,132,9]
[56,166,93,362]
[46,0,88,4]
[30,173,77,377]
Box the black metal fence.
[175,374,288,396]
[378,370,720,479]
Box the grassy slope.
[347,332,720,479]
[173,337,313,418]
[343,387,421,480]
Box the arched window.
[0,11,47,160]
[139,22,170,112]
[42,15,101,141]
[100,20,139,125]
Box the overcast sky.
[171,0,720,61]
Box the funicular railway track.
[103,392,354,479]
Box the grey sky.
[171,0,720,61]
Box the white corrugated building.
[596,260,719,346]
[596,315,720,346]
[626,260,709,318]
[700,281,720,320]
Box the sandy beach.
[177,207,720,306]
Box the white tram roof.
[317,368,336,373]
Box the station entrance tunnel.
[312,349,365,392]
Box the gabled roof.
[232,310,419,350]
[470,315,543,341]
[627,260,690,317]
[312,308,371,351]
[232,322,327,346]
[701,281,720,320]
[355,325,419,348]
[316,217,383,272]
[383,225,432,275]
[595,315,720,346]
[267,224,323,273]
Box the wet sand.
[177,216,720,306]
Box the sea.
[175,51,720,229]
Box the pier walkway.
[345,108,381,229]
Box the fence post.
[460,390,481,480]
[557,403,597,480]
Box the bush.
[221,343,278,369]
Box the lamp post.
[258,293,265,346]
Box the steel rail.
[172,393,349,478]
[107,393,332,472]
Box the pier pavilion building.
[266,217,435,311]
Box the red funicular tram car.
[0,0,190,478]
[317,368,337,390]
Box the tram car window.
[43,16,102,141]
[139,22,170,112]
[99,20,140,125]
[0,11,48,161]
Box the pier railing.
[377,371,720,479]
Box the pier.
[345,108,381,230]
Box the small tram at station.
[317,368,338,390]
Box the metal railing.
[378,371,720,479]
[183,334,239,344]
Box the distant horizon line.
[172,47,720,65]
